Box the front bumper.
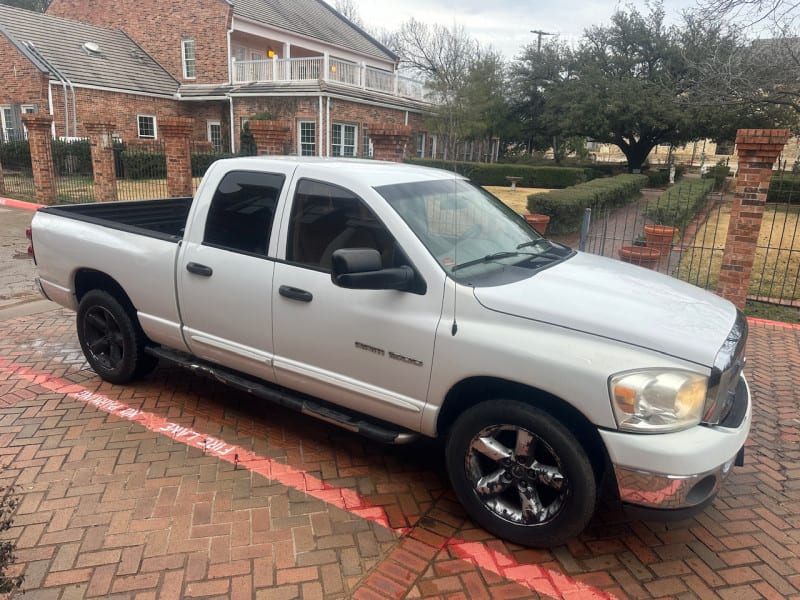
[601,374,751,511]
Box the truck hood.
[472,251,736,366]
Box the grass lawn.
[675,202,800,306]
[484,185,552,214]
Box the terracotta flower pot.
[525,213,550,235]
[618,245,661,269]
[644,224,678,254]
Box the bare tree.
[393,19,508,158]
[689,0,800,116]
[333,0,364,28]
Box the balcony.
[232,56,427,102]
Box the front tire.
[446,399,597,547]
[76,290,157,384]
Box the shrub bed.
[527,174,648,234]
[0,140,32,171]
[767,175,800,204]
[191,152,235,177]
[644,178,714,231]
[407,159,589,188]
[120,150,167,179]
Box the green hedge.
[191,152,235,177]
[767,175,800,204]
[527,174,648,234]
[120,150,167,180]
[0,140,32,171]
[406,159,589,189]
[52,140,92,175]
[643,178,714,231]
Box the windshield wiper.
[451,251,521,272]
[517,238,551,251]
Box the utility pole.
[530,29,554,53]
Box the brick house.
[0,4,184,144]
[1,0,433,157]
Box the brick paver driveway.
[0,307,798,599]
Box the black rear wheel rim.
[83,306,125,371]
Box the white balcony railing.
[232,56,427,102]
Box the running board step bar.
[145,346,419,445]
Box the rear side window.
[203,171,284,256]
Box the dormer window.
[182,39,196,79]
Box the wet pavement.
[0,199,799,599]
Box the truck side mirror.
[331,248,415,291]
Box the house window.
[416,133,425,158]
[361,124,372,158]
[182,39,196,79]
[0,106,13,142]
[299,121,316,156]
[332,123,356,157]
[207,120,222,151]
[137,115,156,139]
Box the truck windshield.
[375,178,571,282]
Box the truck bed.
[38,197,193,241]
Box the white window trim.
[331,122,357,158]
[182,39,196,80]
[207,120,222,150]
[137,114,157,139]
[298,121,316,157]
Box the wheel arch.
[74,269,139,322]
[436,376,610,477]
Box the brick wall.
[48,88,227,144]
[232,96,426,155]
[0,36,50,130]
[47,0,231,85]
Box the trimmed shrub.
[0,140,32,171]
[52,139,92,175]
[644,178,714,231]
[703,162,732,191]
[527,174,648,234]
[767,175,800,204]
[120,150,166,180]
[406,158,589,188]
[191,152,235,177]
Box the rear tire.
[446,399,597,547]
[77,290,157,384]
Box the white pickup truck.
[30,157,750,547]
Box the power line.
[530,29,554,52]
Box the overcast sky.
[328,0,701,59]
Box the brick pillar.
[84,122,118,202]
[248,120,291,155]
[22,114,57,205]
[717,129,790,309]
[159,116,194,198]
[368,125,411,162]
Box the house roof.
[0,4,178,97]
[233,0,397,63]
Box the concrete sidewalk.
[0,302,798,599]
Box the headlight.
[609,370,708,433]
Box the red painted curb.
[0,357,615,600]
[0,197,43,211]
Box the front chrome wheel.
[467,424,568,526]
[446,399,597,547]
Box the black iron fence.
[0,134,35,201]
[552,170,800,308]
[53,138,95,204]
[114,141,233,201]
[114,140,169,201]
